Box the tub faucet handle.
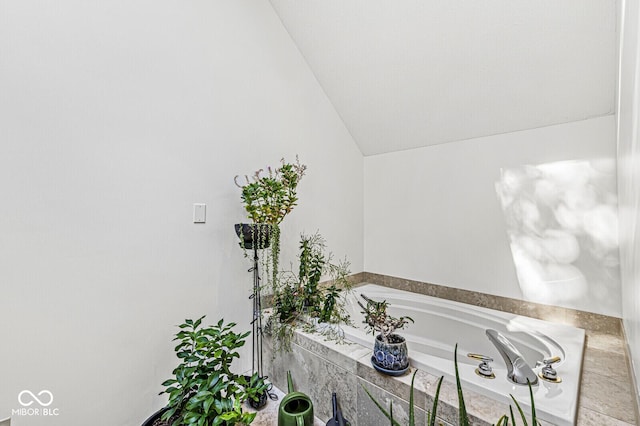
[467,353,493,362]
[543,356,561,365]
[536,356,561,368]
[538,356,562,383]
[467,353,495,379]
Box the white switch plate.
[193,203,206,223]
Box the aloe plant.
[495,379,538,426]
[362,369,443,426]
[362,344,540,425]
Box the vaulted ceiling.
[269,0,617,156]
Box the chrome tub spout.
[486,329,538,385]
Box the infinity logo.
[18,390,54,407]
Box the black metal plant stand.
[247,246,278,404]
[248,246,264,379]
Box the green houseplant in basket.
[156,317,258,426]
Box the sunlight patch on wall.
[496,159,620,315]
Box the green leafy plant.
[234,156,306,289]
[362,369,444,426]
[160,317,257,426]
[242,372,270,409]
[362,344,540,426]
[267,232,352,352]
[319,284,340,323]
[234,156,306,225]
[274,283,299,323]
[298,232,325,314]
[358,295,414,344]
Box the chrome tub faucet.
[486,329,538,385]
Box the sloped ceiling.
[269,0,617,156]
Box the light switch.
[193,203,206,223]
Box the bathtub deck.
[578,330,638,425]
[262,286,639,425]
[264,324,638,425]
[352,276,639,425]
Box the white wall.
[269,0,618,155]
[617,0,640,407]
[0,1,363,425]
[364,116,620,317]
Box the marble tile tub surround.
[264,322,638,425]
[264,325,549,425]
[352,273,639,424]
[352,272,640,421]
[360,272,622,335]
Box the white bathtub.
[342,284,585,426]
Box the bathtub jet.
[486,329,538,385]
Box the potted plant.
[297,231,326,315]
[143,316,259,426]
[234,156,306,280]
[267,232,353,353]
[233,157,306,405]
[242,372,270,410]
[358,294,414,376]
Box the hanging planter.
[235,223,271,250]
[234,156,306,289]
[371,333,410,376]
[233,157,306,402]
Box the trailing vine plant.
[266,231,353,352]
[234,156,306,291]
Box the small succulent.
[358,294,413,343]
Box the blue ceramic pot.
[372,333,409,373]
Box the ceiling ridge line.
[266,0,364,158]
